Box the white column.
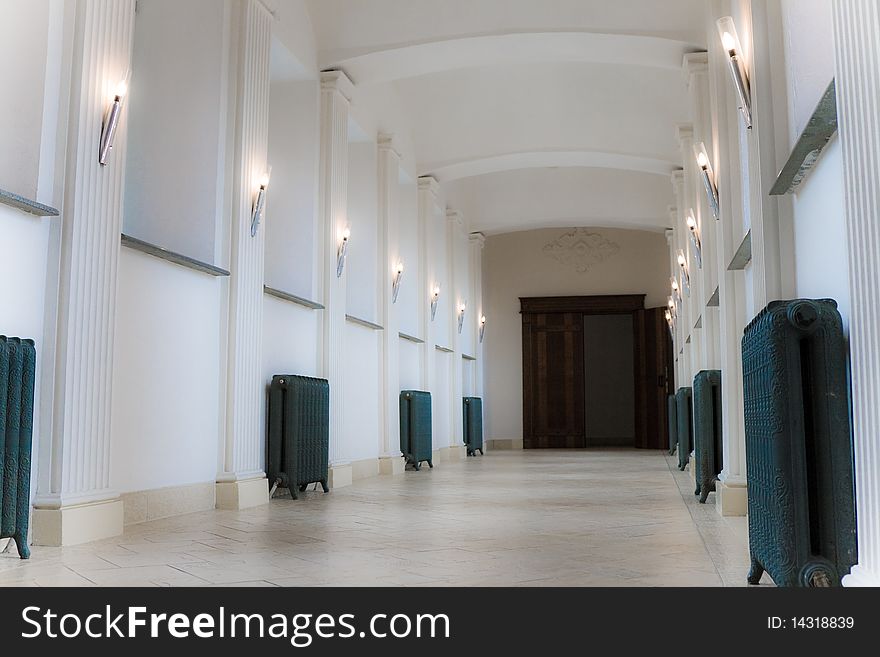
[33,0,135,546]
[318,70,354,489]
[469,233,486,397]
[417,176,440,393]
[216,0,272,510]
[707,6,749,516]
[833,0,880,587]
[447,209,465,458]
[670,150,692,385]
[377,134,404,475]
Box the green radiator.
[667,394,678,456]
[675,387,693,471]
[463,397,483,456]
[693,370,722,504]
[267,375,330,498]
[742,299,856,587]
[400,391,433,470]
[1,336,36,559]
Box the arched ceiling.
[304,0,708,235]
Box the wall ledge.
[399,332,424,344]
[346,314,383,331]
[264,285,324,310]
[0,187,59,217]
[121,234,229,277]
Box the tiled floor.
[0,449,760,587]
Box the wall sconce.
[430,285,440,321]
[685,210,703,269]
[667,297,677,321]
[677,251,691,296]
[671,277,682,304]
[336,227,350,278]
[391,262,404,304]
[717,17,752,129]
[479,315,486,343]
[98,75,130,166]
[665,310,675,338]
[250,167,271,237]
[457,302,467,334]
[694,143,720,220]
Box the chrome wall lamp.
[430,285,440,321]
[250,168,271,237]
[694,143,720,219]
[336,226,350,278]
[457,302,467,334]
[677,251,691,296]
[479,315,486,343]
[686,210,703,269]
[671,277,682,304]
[717,17,752,129]
[98,74,130,166]
[391,261,404,304]
[667,296,677,321]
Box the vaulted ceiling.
[305,0,709,234]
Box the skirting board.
[328,463,353,489]
[351,458,380,481]
[216,477,269,510]
[487,438,523,450]
[121,482,215,526]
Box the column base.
[351,458,379,481]
[715,480,748,517]
[328,463,353,489]
[843,564,880,587]
[689,455,697,488]
[215,477,269,510]
[379,455,405,475]
[32,498,124,546]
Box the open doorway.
[521,295,673,449]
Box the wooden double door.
[521,295,673,450]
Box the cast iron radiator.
[667,394,678,456]
[742,299,857,587]
[400,390,433,470]
[1,336,36,559]
[463,397,483,456]
[267,375,330,499]
[675,387,693,471]
[693,370,722,504]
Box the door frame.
[520,295,647,449]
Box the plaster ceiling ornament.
[542,228,621,273]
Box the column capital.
[675,123,694,145]
[665,228,675,244]
[378,132,400,158]
[682,51,709,83]
[446,208,463,227]
[418,175,440,197]
[320,69,355,103]
[468,232,486,249]
[670,168,685,187]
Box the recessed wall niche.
[124,0,228,264]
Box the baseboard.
[487,438,523,450]
[216,477,269,510]
[121,482,215,526]
[328,463,353,489]
[351,458,379,481]
[447,445,467,460]
[379,455,405,475]
[32,498,124,546]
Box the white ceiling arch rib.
[328,31,700,85]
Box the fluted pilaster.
[318,70,353,470]
[447,209,464,447]
[833,0,880,587]
[218,0,272,501]
[377,134,402,466]
[468,232,486,397]
[417,176,440,392]
[33,0,136,545]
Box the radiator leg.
[428,460,433,468]
[320,480,329,493]
[747,557,764,585]
[694,482,702,497]
[414,462,421,471]
[299,484,308,492]
[14,535,30,560]
[699,487,710,504]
